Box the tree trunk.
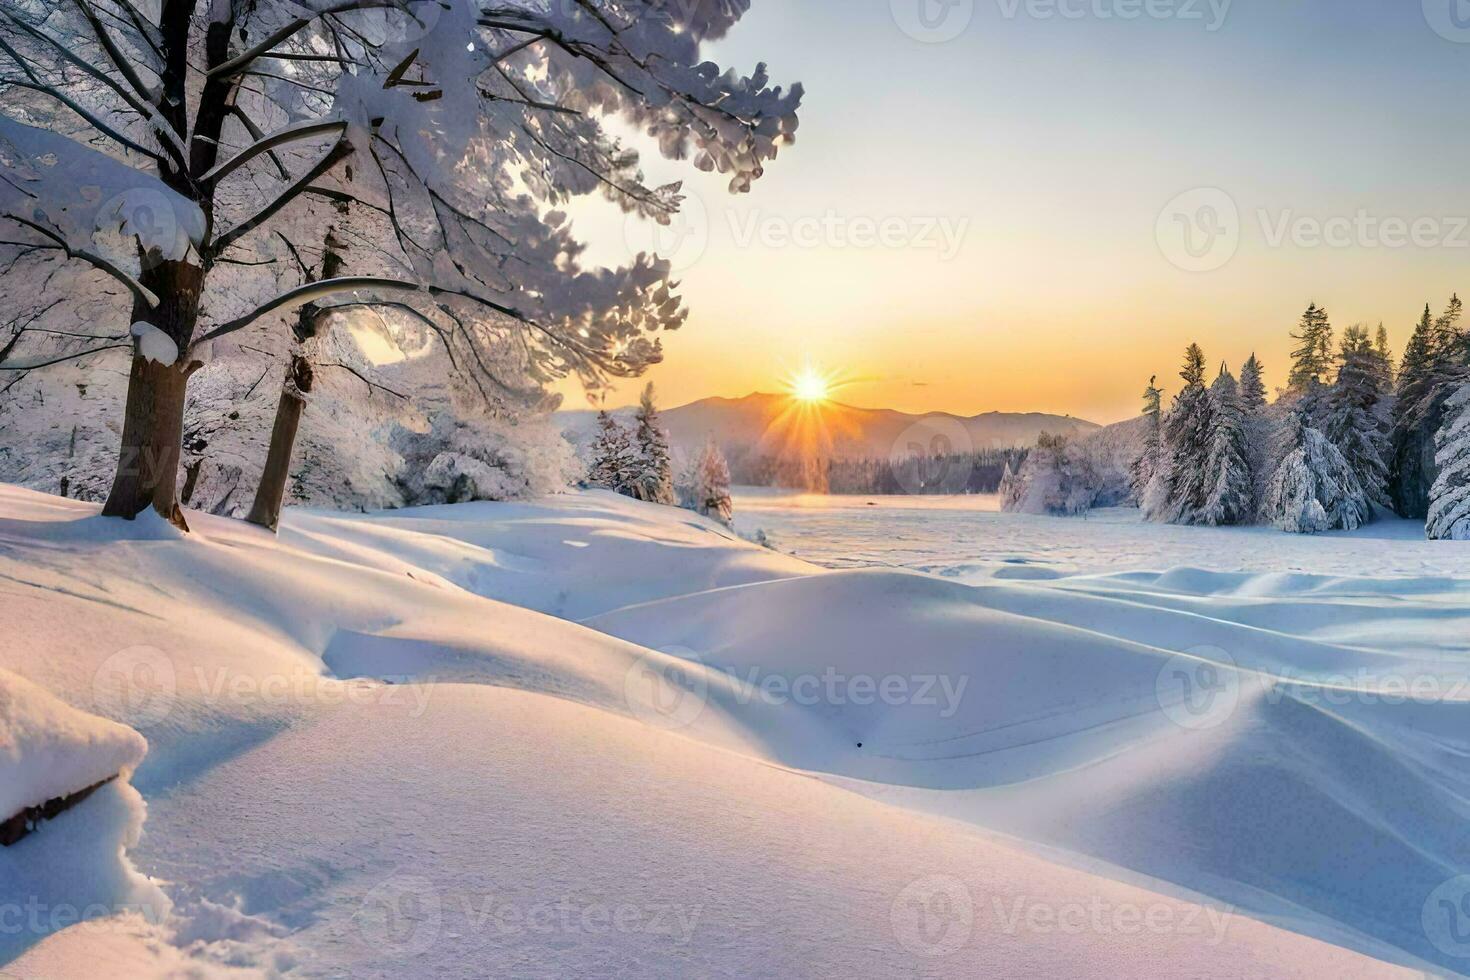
[245,355,312,531]
[244,228,343,533]
[102,355,194,528]
[101,259,204,529]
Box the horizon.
[553,1,1470,424]
[575,388,1107,425]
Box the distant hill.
[560,392,1099,461]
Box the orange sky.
[554,3,1470,427]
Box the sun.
[790,366,831,403]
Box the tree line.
[1125,298,1469,536]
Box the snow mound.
[0,668,146,819]
[0,483,1448,976]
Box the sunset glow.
[790,366,831,403]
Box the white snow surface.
[0,484,1463,976]
[0,668,147,820]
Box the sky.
[555,0,1470,425]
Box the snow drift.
[0,484,1453,976]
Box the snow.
[0,668,146,821]
[0,483,1462,976]
[129,323,177,368]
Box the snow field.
[0,485,1459,976]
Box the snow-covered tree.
[1239,354,1266,412]
[1373,323,1396,392]
[1428,381,1470,539]
[630,383,674,505]
[1287,303,1334,395]
[1128,375,1163,502]
[1261,411,1372,534]
[1199,365,1253,526]
[1144,343,1213,525]
[1321,325,1389,506]
[998,459,1023,510]
[589,410,637,495]
[0,0,802,528]
[1389,296,1465,518]
[1001,431,1100,516]
[683,438,733,526]
[1237,352,1276,510]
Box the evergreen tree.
[589,410,638,496]
[1389,297,1468,517]
[1238,353,1274,512]
[686,438,734,526]
[1145,344,1214,525]
[631,383,675,505]
[1200,366,1253,525]
[1287,303,1334,394]
[1262,410,1372,534]
[998,459,1023,511]
[1239,354,1267,412]
[1322,326,1390,506]
[1373,323,1395,391]
[1428,381,1470,539]
[1128,375,1164,502]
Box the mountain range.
[560,392,1098,460]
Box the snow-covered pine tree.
[1200,365,1253,525]
[1287,303,1335,395]
[589,410,637,496]
[1428,381,1470,539]
[689,438,734,526]
[1389,297,1467,517]
[1374,323,1396,392]
[1237,353,1276,511]
[1321,325,1390,506]
[631,383,675,505]
[998,459,1023,510]
[1128,376,1163,503]
[1145,344,1213,525]
[1262,410,1372,534]
[1239,355,1267,412]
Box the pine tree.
[998,459,1023,511]
[1262,410,1372,534]
[688,438,734,526]
[1128,375,1164,502]
[1145,344,1214,525]
[1389,297,1468,517]
[1428,382,1470,539]
[1322,326,1390,506]
[631,383,675,505]
[1200,365,1253,525]
[589,410,638,496]
[1238,353,1274,512]
[1373,323,1395,391]
[1287,303,1334,394]
[1239,354,1267,412]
